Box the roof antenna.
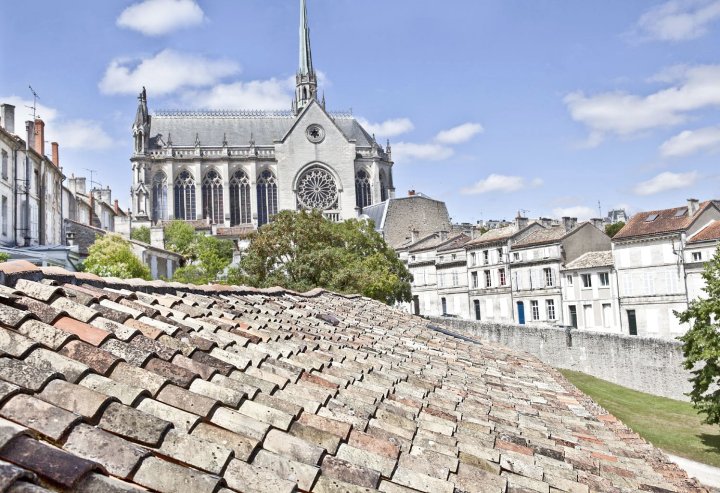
[26,85,40,121]
[598,200,602,218]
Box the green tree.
[173,234,234,285]
[164,220,196,257]
[605,221,625,238]
[0,252,10,263]
[228,210,412,304]
[130,226,151,244]
[677,245,720,424]
[84,234,151,280]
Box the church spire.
[295,0,318,115]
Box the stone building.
[561,251,621,332]
[0,105,64,247]
[685,220,720,302]
[612,199,720,338]
[130,0,394,231]
[435,234,471,318]
[509,220,611,326]
[465,217,543,323]
[362,191,452,249]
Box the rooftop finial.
[299,0,314,76]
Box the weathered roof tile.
[252,449,320,492]
[132,456,221,493]
[53,316,111,346]
[223,457,297,493]
[63,424,148,480]
[98,401,172,447]
[0,357,59,392]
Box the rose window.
[297,167,338,210]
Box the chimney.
[687,198,700,215]
[562,217,578,232]
[515,214,529,230]
[408,190,416,196]
[51,142,59,167]
[0,104,15,134]
[34,118,45,156]
[114,199,120,215]
[410,229,419,243]
[439,230,448,241]
[591,218,604,230]
[25,121,35,150]
[69,177,86,196]
[540,217,553,228]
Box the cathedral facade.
[130,0,395,230]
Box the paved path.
[667,454,720,490]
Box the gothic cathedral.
[129,0,395,231]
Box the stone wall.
[430,317,692,401]
[384,196,451,248]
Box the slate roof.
[436,234,471,253]
[563,251,614,270]
[688,220,720,243]
[148,112,375,149]
[613,201,718,241]
[0,260,706,493]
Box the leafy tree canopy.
[173,234,234,285]
[164,221,196,257]
[677,245,720,425]
[228,210,412,304]
[130,226,151,244]
[605,221,625,238]
[84,233,151,280]
[0,252,9,263]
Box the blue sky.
[2,0,719,223]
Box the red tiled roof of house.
[0,260,706,493]
[614,201,717,240]
[689,220,720,243]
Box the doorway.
[517,301,525,325]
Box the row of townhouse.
[402,198,720,340]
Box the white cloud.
[461,174,543,195]
[552,206,596,221]
[392,142,454,162]
[52,120,115,150]
[179,79,294,111]
[0,96,114,150]
[636,0,720,42]
[434,122,484,144]
[117,0,205,36]
[357,118,414,138]
[660,126,720,157]
[633,171,699,195]
[99,49,240,96]
[564,64,720,145]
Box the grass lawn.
[558,369,720,468]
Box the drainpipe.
[11,142,18,245]
[24,122,31,246]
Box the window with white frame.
[566,274,573,286]
[546,299,556,320]
[692,252,702,262]
[497,248,503,262]
[484,270,492,288]
[452,272,459,286]
[599,272,610,287]
[513,252,520,261]
[483,250,489,264]
[531,300,539,320]
[543,268,553,287]
[471,271,478,288]
[1,196,6,236]
[499,268,507,286]
[470,252,476,265]
[1,151,7,180]
[581,273,592,288]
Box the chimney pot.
[562,217,578,232]
[408,190,415,196]
[34,118,45,156]
[0,104,15,134]
[51,142,59,167]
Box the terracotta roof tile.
[689,220,720,243]
[0,271,707,493]
[614,200,717,240]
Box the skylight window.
[674,208,688,217]
[645,213,659,222]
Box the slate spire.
[295,0,318,115]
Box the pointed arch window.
[202,169,224,225]
[355,169,372,209]
[230,169,251,225]
[152,171,168,223]
[379,170,389,202]
[174,170,196,220]
[257,170,278,227]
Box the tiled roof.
[614,201,717,240]
[436,234,470,253]
[563,251,614,270]
[0,260,705,493]
[465,225,518,248]
[512,226,568,248]
[689,220,720,243]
